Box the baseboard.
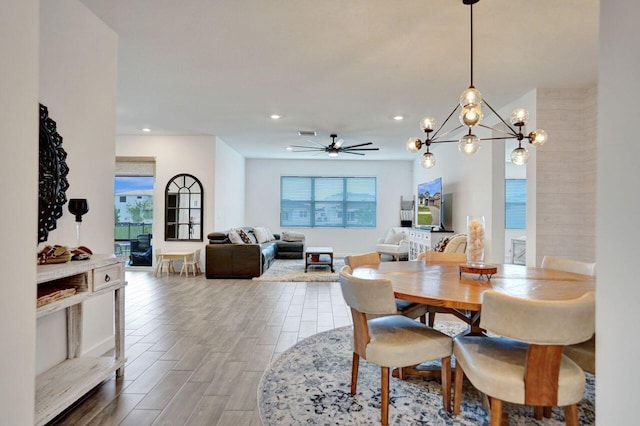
[83,334,115,357]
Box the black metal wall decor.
[165,174,203,241]
[39,103,70,243]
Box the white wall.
[0,1,39,423]
[116,135,216,256]
[412,134,499,262]
[37,0,118,373]
[245,159,413,256]
[597,2,640,423]
[214,137,246,231]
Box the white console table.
[408,228,432,260]
[35,255,126,426]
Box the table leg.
[330,253,334,272]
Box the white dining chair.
[180,249,202,276]
[155,249,174,276]
[541,256,596,276]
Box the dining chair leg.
[563,404,579,426]
[441,356,452,412]
[350,352,359,395]
[381,366,390,426]
[489,397,503,426]
[428,312,436,327]
[543,406,552,418]
[534,406,543,420]
[453,360,464,414]
[419,314,426,325]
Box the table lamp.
[68,198,89,247]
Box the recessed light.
[142,128,151,132]
[393,115,404,121]
[285,146,293,151]
[270,114,282,120]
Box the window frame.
[280,176,376,228]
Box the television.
[416,177,445,229]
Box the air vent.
[298,131,316,136]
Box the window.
[281,176,376,228]
[505,179,526,229]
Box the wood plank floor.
[50,270,353,425]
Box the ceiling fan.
[288,134,379,157]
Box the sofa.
[205,227,305,278]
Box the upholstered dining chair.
[415,251,467,327]
[345,252,429,324]
[339,266,453,425]
[541,255,597,374]
[453,290,595,426]
[541,255,596,276]
[180,248,202,277]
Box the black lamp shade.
[68,198,89,222]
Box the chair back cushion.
[541,255,596,276]
[480,290,595,345]
[339,266,398,315]
[345,252,381,268]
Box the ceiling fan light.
[421,151,436,168]
[328,151,339,157]
[510,108,529,126]
[458,133,480,156]
[406,137,422,153]
[420,116,437,133]
[459,105,483,127]
[511,146,530,165]
[529,129,548,146]
[459,87,483,107]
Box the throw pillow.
[228,229,244,244]
[282,230,305,242]
[264,227,276,241]
[383,228,406,245]
[253,227,269,243]
[434,237,450,252]
[237,229,253,244]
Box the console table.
[408,228,432,260]
[35,255,126,426]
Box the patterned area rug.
[258,323,595,425]
[253,258,345,282]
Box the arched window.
[165,174,203,241]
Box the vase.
[466,215,485,266]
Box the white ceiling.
[79,0,598,160]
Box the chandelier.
[406,0,548,169]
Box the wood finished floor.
[50,270,354,426]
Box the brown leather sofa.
[205,228,305,278]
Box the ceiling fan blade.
[343,147,379,151]
[342,151,365,156]
[291,148,326,152]
[335,138,344,148]
[306,139,327,148]
[341,142,373,149]
[289,144,324,150]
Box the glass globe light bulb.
[458,134,480,156]
[510,108,529,126]
[405,137,422,153]
[459,105,483,127]
[420,116,436,132]
[511,146,530,165]
[529,129,548,146]
[459,87,483,107]
[421,151,436,169]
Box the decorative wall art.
[39,103,70,243]
[165,173,203,241]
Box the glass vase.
[466,215,486,266]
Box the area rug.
[258,323,595,425]
[253,258,344,282]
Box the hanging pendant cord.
[470,3,474,87]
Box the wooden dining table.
[351,261,595,333]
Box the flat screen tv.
[417,177,443,229]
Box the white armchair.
[376,227,409,261]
